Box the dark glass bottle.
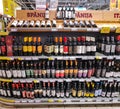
[42,82,46,97]
[68,37,73,55]
[51,60,55,78]
[38,82,43,98]
[69,60,73,78]
[33,61,38,78]
[46,60,51,78]
[23,37,28,56]
[72,82,77,97]
[38,61,42,78]
[102,81,107,97]
[55,60,60,78]
[28,37,32,56]
[6,83,11,97]
[60,82,64,98]
[81,36,86,55]
[25,61,31,78]
[78,59,83,78]
[1,37,6,56]
[77,82,82,97]
[5,61,12,78]
[101,58,107,77]
[18,36,23,56]
[42,61,47,78]
[60,60,64,78]
[47,82,51,97]
[77,37,82,55]
[51,82,55,97]
[73,37,77,55]
[73,60,78,78]
[16,61,22,78]
[104,36,111,55]
[59,37,63,55]
[21,61,26,78]
[87,61,93,78]
[65,82,71,98]
[95,82,99,97]
[65,60,69,78]
[34,83,39,98]
[16,83,21,99]
[56,82,60,98]
[83,61,88,78]
[110,36,116,55]
[13,36,18,56]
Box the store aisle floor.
[0,105,120,109]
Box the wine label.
[42,90,46,97]
[106,92,111,97]
[77,46,82,54]
[45,11,49,19]
[42,70,47,77]
[0,70,2,77]
[60,92,64,97]
[55,70,59,78]
[16,91,21,96]
[87,46,91,52]
[113,72,119,77]
[96,69,101,77]
[60,45,63,54]
[12,20,18,26]
[47,89,51,97]
[7,90,11,96]
[65,11,68,18]
[68,11,72,19]
[111,45,116,53]
[60,70,64,78]
[23,46,28,52]
[102,92,106,97]
[21,70,26,78]
[0,89,3,95]
[26,70,31,78]
[72,89,76,97]
[6,70,12,78]
[101,69,106,77]
[34,70,38,78]
[17,70,22,78]
[64,46,68,54]
[13,90,17,96]
[29,21,34,26]
[35,20,40,26]
[68,46,72,54]
[82,46,86,54]
[77,90,82,97]
[51,90,55,97]
[56,92,60,98]
[83,70,87,77]
[54,45,59,54]
[3,90,7,96]
[28,46,32,52]
[92,46,96,52]
[88,69,92,78]
[105,72,111,78]
[116,45,120,53]
[78,70,83,78]
[37,46,42,53]
[98,89,102,96]
[51,69,55,78]
[95,90,99,97]
[46,69,50,78]
[22,91,26,98]
[101,43,105,51]
[105,44,110,53]
[13,70,18,78]
[2,70,6,77]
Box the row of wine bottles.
[0,80,120,99]
[0,36,96,56]
[10,20,57,28]
[57,6,75,19]
[97,35,120,55]
[64,20,97,28]
[0,58,120,79]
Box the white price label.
[71,28,78,31]
[11,28,17,32]
[51,28,58,31]
[87,28,93,31]
[93,28,99,32]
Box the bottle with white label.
[17,20,24,27]
[77,37,82,55]
[90,20,97,28]
[51,82,55,97]
[10,20,18,27]
[91,37,96,56]
[22,20,29,27]
[41,20,46,27]
[60,82,64,98]
[52,20,56,27]
[5,62,12,78]
[83,61,88,78]
[81,36,86,55]
[47,82,51,97]
[45,8,49,20]
[35,20,40,27]
[57,7,62,19]
[56,82,60,98]
[59,37,63,55]
[101,58,107,77]
[46,20,51,27]
[21,61,26,78]
[110,36,116,55]
[12,83,17,98]
[101,81,107,97]
[42,82,46,97]
[1,62,6,78]
[29,20,35,27]
[105,60,111,78]
[12,61,17,78]
[86,36,91,55]
[17,61,22,78]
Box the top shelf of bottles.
[7,10,120,33]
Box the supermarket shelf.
[12,77,120,83]
[0,77,120,83]
[0,55,120,60]
[0,97,120,105]
[0,32,9,36]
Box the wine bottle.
[37,37,42,55]
[22,20,29,27]
[68,37,73,55]
[60,60,64,78]
[110,36,116,55]
[41,20,46,27]
[42,82,46,97]
[46,60,50,78]
[65,81,71,98]
[10,20,18,27]
[72,82,77,97]
[46,20,51,27]
[64,60,69,78]
[55,60,60,78]
[63,37,68,55]
[69,60,73,78]
[56,82,60,98]
[32,37,37,56]
[60,82,64,98]
[52,20,56,27]
[116,35,120,55]
[28,37,32,56]
[17,20,24,27]
[33,61,38,78]
[21,61,26,78]
[59,37,63,55]
[47,82,51,97]
[89,20,97,27]
[78,59,83,78]
[41,60,47,78]
[35,20,40,27]
[83,61,88,78]
[45,8,49,20]
[73,37,77,55]
[73,60,78,78]
[51,60,55,78]
[51,82,55,97]
[77,82,82,97]
[29,20,35,27]
[54,37,59,55]
[23,37,28,56]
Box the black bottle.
[51,60,55,78]
[33,61,38,78]
[73,37,77,55]
[16,83,21,99]
[38,82,43,98]
[101,58,107,77]
[65,82,71,98]
[60,82,64,98]
[110,36,116,55]
[51,82,56,97]
[18,36,23,56]
[77,82,82,97]
[42,82,46,97]
[68,37,73,55]
[46,60,51,78]
[104,36,111,55]
[72,82,77,97]
[42,60,47,78]
[56,82,60,98]
[47,82,51,97]
[6,83,11,97]
[34,83,39,98]
[102,81,107,97]
[95,59,102,78]
[13,37,18,56]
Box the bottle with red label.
[63,37,68,55]
[87,60,93,78]
[1,37,6,56]
[21,83,26,98]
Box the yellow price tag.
[18,57,22,60]
[116,27,120,33]
[101,27,110,33]
[0,57,11,60]
[58,99,62,102]
[34,80,38,83]
[48,99,54,103]
[48,57,53,60]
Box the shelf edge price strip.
[100,27,110,33]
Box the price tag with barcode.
[101,27,110,33]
